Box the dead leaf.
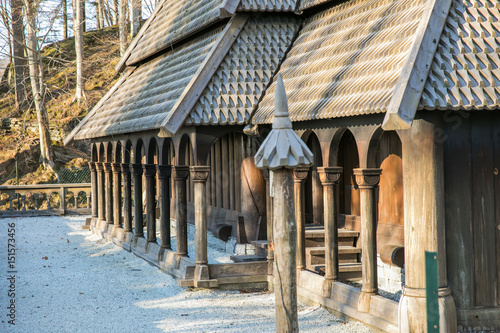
[42,256,48,260]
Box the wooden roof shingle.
[251,0,428,124]
[237,0,299,12]
[420,0,500,110]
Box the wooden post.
[398,118,457,332]
[318,166,343,295]
[89,162,98,219]
[354,168,381,312]
[191,166,216,287]
[157,165,172,249]
[59,186,66,215]
[96,162,105,222]
[121,163,132,232]
[273,169,298,332]
[263,169,274,276]
[254,75,313,333]
[173,166,189,258]
[112,163,122,229]
[104,162,114,225]
[143,164,157,243]
[131,163,144,238]
[293,167,309,271]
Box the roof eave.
[382,0,452,131]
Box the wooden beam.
[220,0,240,16]
[158,14,249,137]
[381,0,452,130]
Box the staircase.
[231,225,362,281]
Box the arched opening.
[124,140,132,164]
[375,131,404,263]
[114,142,122,163]
[337,130,360,230]
[304,132,323,225]
[178,135,194,202]
[91,144,98,162]
[105,141,113,163]
[98,143,105,162]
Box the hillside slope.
[0,27,122,185]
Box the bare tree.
[119,0,127,55]
[10,0,28,111]
[130,0,141,37]
[112,0,118,25]
[62,0,67,39]
[73,0,85,101]
[23,0,54,169]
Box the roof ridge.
[382,0,453,130]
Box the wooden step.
[305,226,359,247]
[230,254,267,263]
[308,263,362,281]
[306,246,361,267]
[250,240,268,256]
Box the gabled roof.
[420,0,500,111]
[187,15,301,126]
[252,0,429,124]
[118,0,236,69]
[73,27,224,140]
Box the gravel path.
[1,216,371,332]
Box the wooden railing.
[0,183,91,217]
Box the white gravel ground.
[1,216,371,332]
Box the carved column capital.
[318,166,343,185]
[130,163,143,176]
[262,169,270,181]
[353,168,382,188]
[111,163,121,174]
[120,163,131,175]
[143,164,156,177]
[173,165,190,180]
[293,166,310,183]
[96,162,104,172]
[156,165,172,179]
[103,162,113,173]
[88,162,96,171]
[190,166,210,183]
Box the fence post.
[60,186,66,215]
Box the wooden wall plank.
[222,135,230,209]
[493,112,500,306]
[215,139,222,208]
[229,133,235,211]
[471,112,497,307]
[235,134,242,212]
[211,147,215,207]
[443,116,474,308]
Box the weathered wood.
[173,166,189,258]
[121,163,132,232]
[222,135,230,209]
[157,165,172,249]
[112,163,122,228]
[144,164,157,243]
[234,134,242,212]
[191,166,210,281]
[494,113,500,306]
[263,169,274,275]
[443,116,474,308]
[104,162,114,224]
[160,15,249,136]
[97,163,105,221]
[89,162,98,218]
[131,163,144,238]
[470,113,497,307]
[382,0,453,130]
[293,167,309,271]
[273,170,298,333]
[229,133,235,211]
[215,139,222,209]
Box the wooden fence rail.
[0,183,91,217]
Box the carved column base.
[358,291,374,313]
[399,286,457,332]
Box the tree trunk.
[73,0,85,101]
[24,0,54,169]
[62,0,67,39]
[119,0,128,55]
[130,0,141,37]
[10,0,27,111]
[112,0,118,25]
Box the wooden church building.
[65,0,500,331]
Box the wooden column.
[96,162,105,221]
[121,163,132,232]
[293,167,309,271]
[318,166,343,294]
[354,168,381,312]
[112,163,122,228]
[273,169,298,332]
[131,163,144,238]
[191,166,214,286]
[399,118,457,332]
[89,162,98,219]
[263,169,274,275]
[173,166,189,258]
[103,162,114,225]
[143,164,157,243]
[157,165,171,249]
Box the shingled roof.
[252,0,429,124]
[420,0,500,110]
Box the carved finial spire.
[254,75,313,170]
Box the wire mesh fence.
[56,166,91,183]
